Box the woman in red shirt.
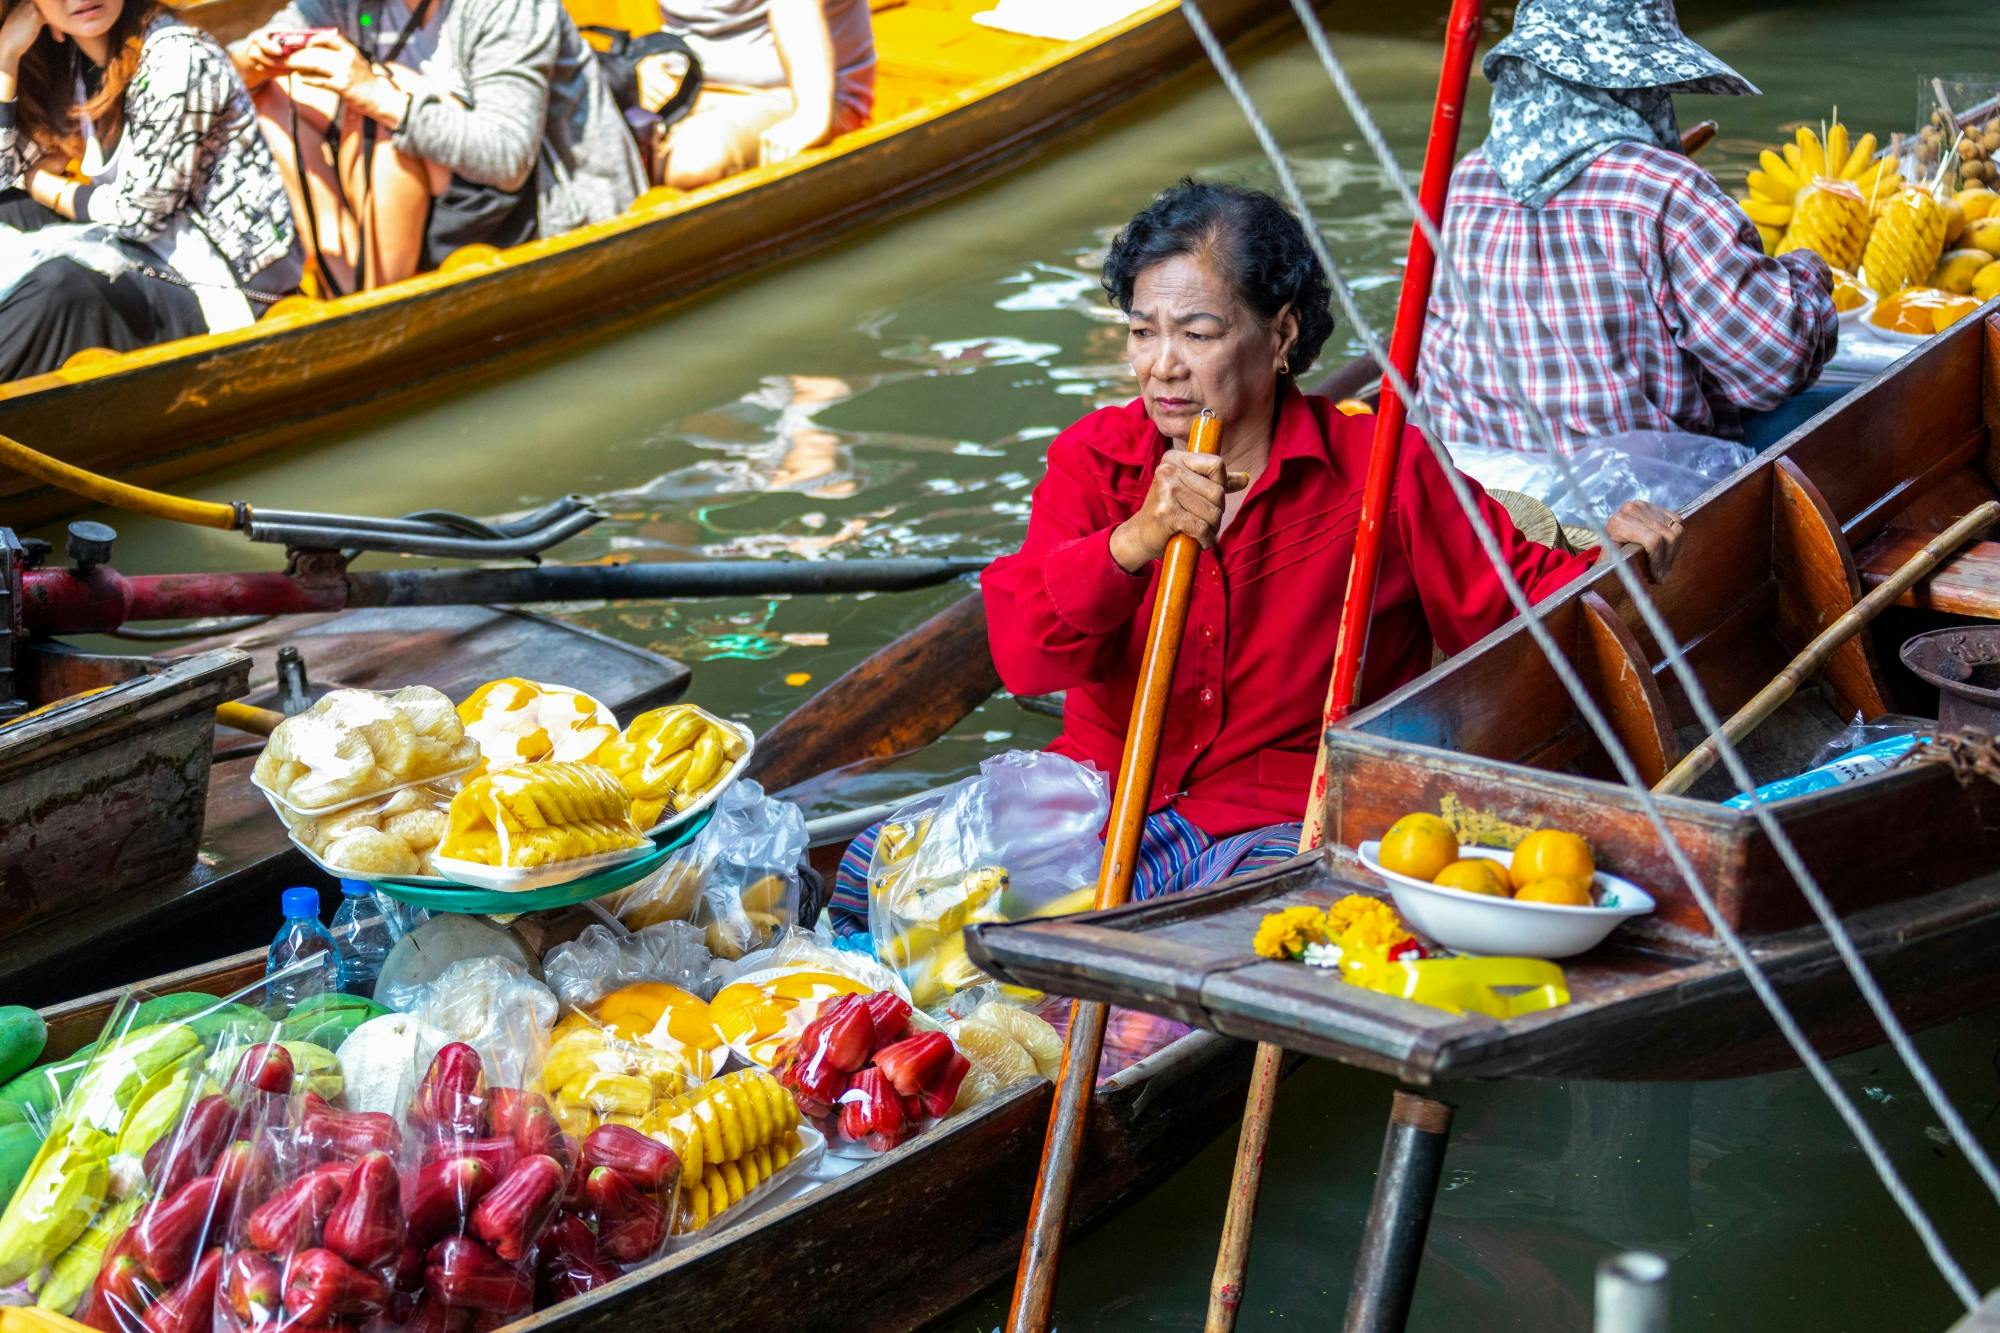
[827,180,1679,938]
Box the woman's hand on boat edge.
[1110,449,1251,572]
[1605,499,1684,582]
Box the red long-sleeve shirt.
[982,388,1595,836]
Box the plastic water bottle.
[330,880,396,998]
[265,886,347,1010]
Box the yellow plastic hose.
[0,433,240,530]
[216,701,284,736]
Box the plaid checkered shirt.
[1417,142,1839,453]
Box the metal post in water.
[1594,1252,1669,1333]
[1342,1090,1453,1333]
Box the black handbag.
[580,26,704,125]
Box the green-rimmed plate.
[371,808,713,914]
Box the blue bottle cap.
[281,886,320,919]
[339,879,372,898]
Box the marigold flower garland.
[1252,894,1426,968]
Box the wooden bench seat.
[1858,527,2000,619]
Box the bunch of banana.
[1742,121,1900,254]
[632,1068,802,1231]
[591,704,749,830]
[1775,178,1872,271]
[438,761,645,868]
[875,866,1010,1009]
[1863,187,1951,295]
[539,1020,705,1139]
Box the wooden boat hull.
[0,0,1277,524]
[34,948,1258,1331]
[969,303,2000,1085]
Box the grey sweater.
[256,0,643,236]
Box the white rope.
[1176,0,1981,1308]
[1277,0,2000,1231]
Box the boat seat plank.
[1858,526,2000,618]
[1576,591,1678,786]
[1772,458,1890,720]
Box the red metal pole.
[20,568,343,634]
[1206,6,1485,1330]
[1295,0,1482,849]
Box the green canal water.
[64,0,2000,1326]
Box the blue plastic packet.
[1723,734,1925,809]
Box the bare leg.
[335,115,436,287]
[253,77,361,294]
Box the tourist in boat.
[1417,0,1840,461]
[229,0,644,292]
[0,0,301,381]
[825,180,1684,940]
[639,0,873,190]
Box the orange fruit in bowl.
[1433,858,1510,897]
[1508,829,1594,892]
[1931,293,1981,332]
[1378,813,1458,882]
[1515,877,1594,907]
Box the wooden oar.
[1007,409,1224,1332]
[1655,500,2000,796]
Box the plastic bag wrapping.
[1723,714,1934,810]
[290,784,453,878]
[207,1032,677,1332]
[1448,433,1755,528]
[1808,713,1935,770]
[436,761,647,870]
[0,976,296,1318]
[709,931,902,1070]
[868,751,1109,1011]
[766,991,970,1160]
[455,678,620,773]
[1040,1001,1191,1085]
[943,995,1064,1114]
[606,781,805,961]
[382,959,557,1092]
[253,687,480,814]
[539,981,722,1143]
[542,923,711,1012]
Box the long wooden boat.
[18,591,1271,1331]
[0,0,1276,526]
[968,300,2000,1085]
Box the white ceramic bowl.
[1355,842,1654,960]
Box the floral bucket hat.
[1482,0,1757,96]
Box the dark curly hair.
[1101,179,1336,378]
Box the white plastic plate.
[693,1124,827,1238]
[287,830,455,888]
[1354,841,1655,960]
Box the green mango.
[0,1121,41,1209]
[0,1044,94,1132]
[0,1007,47,1087]
[129,994,221,1028]
[285,992,387,1022]
[187,1003,279,1048]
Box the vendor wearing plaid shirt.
[1419,0,1839,456]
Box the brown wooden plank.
[1771,457,1890,720]
[746,592,997,795]
[1575,591,1677,786]
[1857,526,2000,617]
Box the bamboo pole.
[1654,501,2000,796]
[1006,410,1224,1332]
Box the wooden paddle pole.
[1007,410,1224,1332]
[1655,500,2000,796]
[1204,5,1482,1329]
